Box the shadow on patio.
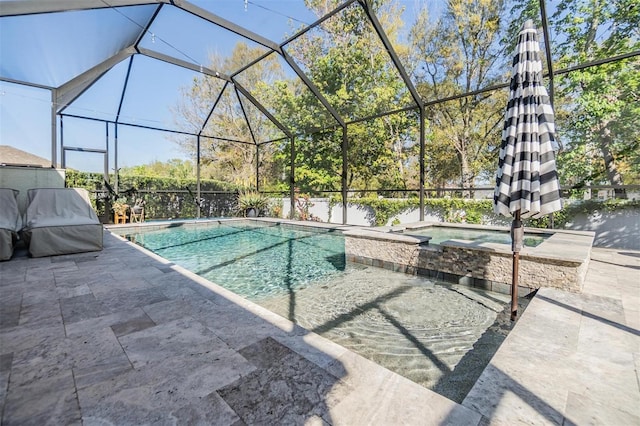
[0,231,478,425]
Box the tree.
[409,0,510,193]
[270,0,418,193]
[120,159,195,180]
[550,0,640,195]
[172,42,288,188]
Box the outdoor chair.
[0,188,22,260]
[130,198,145,223]
[22,188,103,257]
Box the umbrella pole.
[511,210,523,321]
[511,250,519,320]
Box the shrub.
[236,190,270,217]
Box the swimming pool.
[116,220,518,402]
[123,222,346,299]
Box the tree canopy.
[551,0,640,193]
[168,0,639,197]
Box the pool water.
[124,223,346,299]
[258,268,515,402]
[120,221,519,402]
[404,226,548,247]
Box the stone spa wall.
[344,227,595,294]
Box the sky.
[0,1,445,173]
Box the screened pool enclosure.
[1,0,638,223]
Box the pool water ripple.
[258,267,514,402]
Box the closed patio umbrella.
[494,19,562,320]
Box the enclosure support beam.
[235,87,257,145]
[234,83,292,137]
[357,0,423,108]
[290,136,296,220]
[116,58,134,123]
[104,148,109,186]
[50,90,57,168]
[539,0,554,106]
[112,123,117,194]
[539,0,555,229]
[62,146,109,184]
[200,82,229,136]
[0,77,52,91]
[0,0,166,16]
[57,47,136,114]
[139,48,226,81]
[280,50,345,128]
[60,114,64,169]
[197,135,201,219]
[113,56,133,196]
[342,126,348,225]
[140,47,293,141]
[255,144,260,192]
[284,0,359,43]
[176,0,281,53]
[61,112,254,144]
[419,105,425,221]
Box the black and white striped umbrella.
[493,19,562,320]
[494,20,562,223]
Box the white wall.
[0,166,66,212]
[566,209,640,250]
[277,197,639,250]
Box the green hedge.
[329,196,495,226]
[65,170,241,220]
[64,170,640,226]
[330,195,639,228]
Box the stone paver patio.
[463,247,640,425]
[0,230,638,425]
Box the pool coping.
[106,217,355,235]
